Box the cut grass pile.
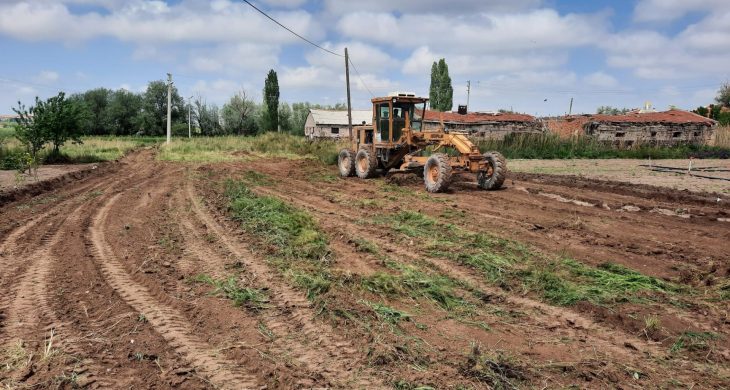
[669,331,720,353]
[193,275,269,310]
[224,179,332,300]
[160,133,342,164]
[475,132,730,159]
[376,210,682,306]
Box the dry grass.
[714,126,730,147]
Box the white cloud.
[324,0,542,15]
[602,10,730,80]
[583,72,618,88]
[338,9,606,54]
[0,1,322,45]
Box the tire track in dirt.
[185,181,382,388]
[0,161,167,388]
[88,191,261,390]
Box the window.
[615,132,625,138]
[673,132,681,138]
[331,127,339,134]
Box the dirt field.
[510,158,730,194]
[0,164,97,191]
[1,149,728,389]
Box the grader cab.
[337,93,506,192]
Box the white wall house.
[304,109,372,139]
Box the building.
[304,109,372,139]
[423,110,543,139]
[582,109,717,146]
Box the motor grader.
[337,93,506,192]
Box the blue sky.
[0,0,728,116]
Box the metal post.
[188,97,192,139]
[166,73,172,144]
[345,47,353,141]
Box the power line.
[347,56,375,98]
[240,0,343,57]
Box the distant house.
[304,109,372,139]
[423,110,543,139]
[581,110,717,146]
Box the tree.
[194,97,223,136]
[428,58,453,112]
[79,88,112,135]
[278,102,292,133]
[222,90,258,135]
[107,89,143,135]
[38,92,86,155]
[263,69,280,131]
[140,80,184,135]
[12,100,45,165]
[716,81,730,107]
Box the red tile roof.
[587,109,715,125]
[424,110,535,123]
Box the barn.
[423,110,543,139]
[304,109,372,139]
[582,110,717,146]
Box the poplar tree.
[263,69,280,131]
[428,58,453,111]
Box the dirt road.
[1,149,728,389]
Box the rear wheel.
[355,148,378,178]
[423,153,452,193]
[478,151,506,190]
[337,148,355,177]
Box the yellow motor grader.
[337,93,506,192]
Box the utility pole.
[345,47,353,141]
[568,97,574,116]
[166,73,172,144]
[188,95,193,138]
[466,80,471,109]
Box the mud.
[1,150,728,389]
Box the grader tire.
[478,151,506,190]
[337,148,356,177]
[355,148,378,179]
[423,153,452,193]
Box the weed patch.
[241,170,272,186]
[363,301,411,324]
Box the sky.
[0,0,729,116]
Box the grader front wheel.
[423,153,452,193]
[337,149,356,177]
[477,151,506,190]
[355,148,378,179]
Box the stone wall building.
[582,110,717,146]
[423,110,543,139]
[304,109,371,139]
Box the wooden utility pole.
[345,47,353,140]
[188,96,192,139]
[166,73,172,144]
[568,97,574,116]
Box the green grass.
[193,274,269,310]
[159,133,343,164]
[1,135,159,169]
[376,211,681,306]
[475,133,730,159]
